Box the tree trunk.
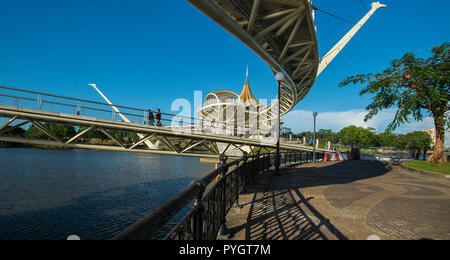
[428,116,446,164]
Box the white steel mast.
[317,2,387,77]
[88,84,158,150]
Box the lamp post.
[274,72,285,176]
[313,112,318,162]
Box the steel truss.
[187,0,319,116]
[0,105,331,159]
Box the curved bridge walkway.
[225,161,450,240]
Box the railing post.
[37,95,42,110]
[217,155,230,240]
[191,180,206,240]
[256,151,261,176]
[76,102,81,116]
[242,152,249,185]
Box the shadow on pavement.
[228,161,392,240]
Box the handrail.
[0,86,340,150]
[0,85,277,134]
[0,93,191,126]
[113,150,324,240]
[112,154,247,240]
[0,85,224,126]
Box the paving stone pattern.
[225,161,450,240]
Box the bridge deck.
[0,104,333,158]
[225,161,450,240]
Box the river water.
[0,148,215,240]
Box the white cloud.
[283,108,450,146]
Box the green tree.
[403,131,432,160]
[77,127,106,141]
[377,132,398,147]
[25,123,76,140]
[295,129,337,142]
[295,131,314,139]
[336,126,378,147]
[2,126,26,137]
[317,129,336,141]
[395,134,406,150]
[339,43,449,163]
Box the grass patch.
[405,161,450,175]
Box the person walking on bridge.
[155,109,162,127]
[148,110,155,126]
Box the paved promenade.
[225,161,450,240]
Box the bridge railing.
[113,150,323,240]
[0,86,278,139]
[0,85,153,125]
[281,136,340,151]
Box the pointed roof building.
[236,77,260,107]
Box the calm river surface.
[0,148,215,240]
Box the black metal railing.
[113,151,323,240]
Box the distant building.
[197,73,275,136]
[422,128,436,146]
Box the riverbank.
[0,143,71,150]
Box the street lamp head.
[313,112,318,118]
[275,72,286,82]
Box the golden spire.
[237,77,260,107]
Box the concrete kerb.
[400,162,450,181]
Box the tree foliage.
[2,127,26,137]
[339,42,449,163]
[296,129,337,142]
[25,123,76,140]
[401,131,432,151]
[377,132,398,147]
[336,126,378,147]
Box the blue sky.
[0,0,449,143]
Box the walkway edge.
[400,162,450,181]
